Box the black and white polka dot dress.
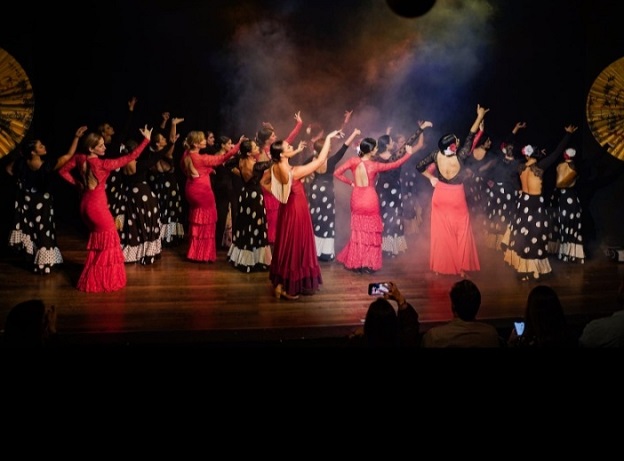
[375,153,407,257]
[227,161,272,272]
[8,158,63,274]
[308,143,350,261]
[118,154,162,265]
[148,165,185,246]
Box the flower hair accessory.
[443,143,457,156]
[564,148,576,160]
[521,145,534,157]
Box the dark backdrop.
[1,0,623,254]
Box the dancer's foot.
[274,284,300,300]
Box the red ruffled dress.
[58,138,149,292]
[334,154,414,271]
[181,149,238,262]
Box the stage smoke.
[386,0,436,18]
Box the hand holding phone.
[368,282,390,296]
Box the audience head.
[363,298,399,347]
[522,285,569,347]
[450,279,481,321]
[357,137,377,158]
[3,299,56,348]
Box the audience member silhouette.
[421,279,501,348]
[353,281,420,347]
[2,299,57,348]
[507,284,578,348]
[579,276,624,347]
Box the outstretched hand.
[75,126,88,138]
[327,129,344,139]
[139,124,153,140]
[565,125,578,133]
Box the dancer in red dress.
[180,130,239,262]
[334,122,430,273]
[269,129,343,300]
[256,111,303,246]
[58,125,152,292]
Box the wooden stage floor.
[1,219,623,347]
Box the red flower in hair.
[449,143,457,153]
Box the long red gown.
[269,170,321,296]
[259,120,302,244]
[58,138,149,292]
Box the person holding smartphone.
[351,281,420,347]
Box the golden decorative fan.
[0,47,35,158]
[586,56,624,161]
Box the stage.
[1,217,622,347]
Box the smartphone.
[514,321,525,336]
[368,282,390,296]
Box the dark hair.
[257,126,274,147]
[312,139,325,155]
[269,140,284,162]
[358,137,377,157]
[364,299,399,347]
[21,138,39,158]
[377,134,391,153]
[3,299,48,348]
[474,132,491,149]
[239,139,254,157]
[450,280,481,321]
[216,135,231,151]
[523,285,570,347]
[438,133,458,152]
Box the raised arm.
[284,111,304,144]
[538,124,578,171]
[54,125,88,171]
[293,130,342,180]
[470,104,489,134]
[327,128,361,171]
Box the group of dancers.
[4,99,583,298]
